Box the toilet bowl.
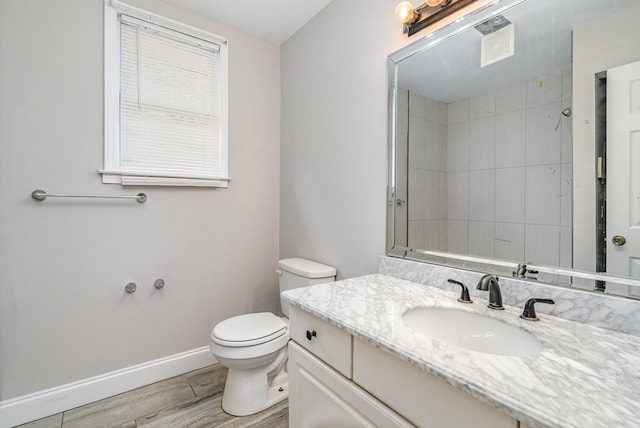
[209,258,336,416]
[210,312,290,416]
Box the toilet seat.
[211,312,287,347]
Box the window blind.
[119,16,224,181]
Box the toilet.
[209,257,336,416]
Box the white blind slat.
[119,19,222,179]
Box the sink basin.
[402,307,543,357]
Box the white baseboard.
[0,346,216,428]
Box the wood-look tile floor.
[16,365,288,428]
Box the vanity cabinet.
[288,342,413,427]
[289,305,521,428]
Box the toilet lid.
[211,312,288,347]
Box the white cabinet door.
[288,341,414,428]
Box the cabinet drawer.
[289,305,352,378]
[353,338,518,428]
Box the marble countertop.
[282,274,640,428]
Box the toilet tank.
[278,258,336,317]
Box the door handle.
[612,235,627,246]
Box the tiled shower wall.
[403,66,573,269]
[407,93,449,251]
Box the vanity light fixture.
[394,1,419,25]
[395,0,479,36]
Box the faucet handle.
[447,279,473,304]
[520,298,555,321]
[513,263,539,280]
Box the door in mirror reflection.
[606,60,640,295]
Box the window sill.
[99,171,230,188]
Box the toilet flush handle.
[275,268,283,275]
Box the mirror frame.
[386,0,640,292]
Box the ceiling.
[162,0,334,45]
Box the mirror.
[388,0,640,297]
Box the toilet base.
[221,348,289,416]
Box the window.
[103,0,229,187]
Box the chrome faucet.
[476,274,504,310]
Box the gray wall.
[280,0,408,279]
[0,0,281,399]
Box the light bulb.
[394,1,418,24]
